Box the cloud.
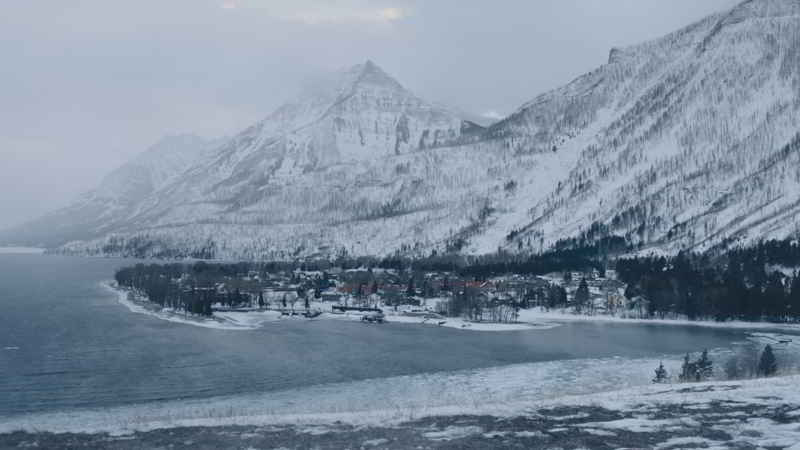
[282,7,408,25]
[226,1,410,24]
[481,110,504,121]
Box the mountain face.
[13,0,800,259]
[480,0,800,255]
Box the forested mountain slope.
[486,0,800,256]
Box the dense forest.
[115,262,258,316]
[617,240,800,322]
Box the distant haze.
[0,0,737,230]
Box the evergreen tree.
[757,344,778,377]
[790,273,800,321]
[653,362,669,383]
[763,272,786,322]
[574,278,590,313]
[696,349,713,381]
[679,354,695,382]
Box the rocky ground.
[4,382,800,449]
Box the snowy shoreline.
[517,307,800,332]
[106,281,800,334]
[102,281,557,332]
[102,282,262,330]
[3,331,794,437]
[6,287,799,445]
[3,361,799,444]
[0,247,45,255]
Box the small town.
[113,261,630,327]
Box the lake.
[0,253,763,419]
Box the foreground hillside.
[4,375,800,449]
[5,0,800,260]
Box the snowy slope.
[20,0,800,259]
[60,61,489,259]
[486,0,800,254]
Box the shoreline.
[3,369,799,448]
[517,308,800,332]
[102,282,262,330]
[7,282,799,445]
[3,330,795,436]
[102,281,557,332]
[105,281,800,334]
[0,247,45,255]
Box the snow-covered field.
[0,355,711,434]
[5,374,800,448]
[379,312,556,331]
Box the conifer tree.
[758,344,778,377]
[696,349,713,381]
[574,278,590,313]
[653,362,669,383]
[406,277,415,298]
[679,354,694,382]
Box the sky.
[0,0,739,230]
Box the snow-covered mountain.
[482,0,800,255]
[10,0,800,259]
[81,61,487,259]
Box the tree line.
[115,263,253,316]
[617,239,800,322]
[653,344,780,384]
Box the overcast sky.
[0,0,739,230]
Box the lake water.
[0,253,763,419]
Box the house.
[320,291,342,303]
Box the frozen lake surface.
[0,254,774,423]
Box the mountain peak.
[362,59,378,71]
[734,0,800,15]
[718,0,800,25]
[345,60,405,92]
[694,0,800,52]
